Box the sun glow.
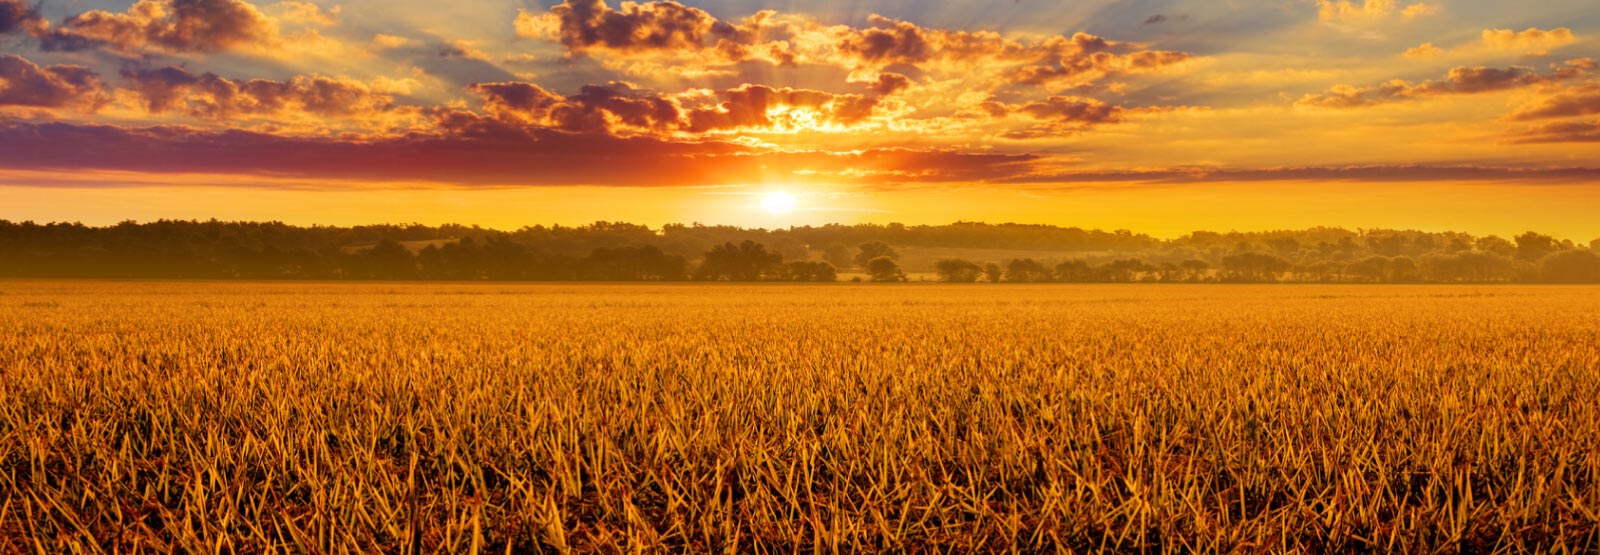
[760,191,798,214]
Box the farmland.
[1,281,1598,553]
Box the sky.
[0,0,1597,239]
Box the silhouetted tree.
[1476,235,1516,257]
[1004,258,1051,282]
[822,243,853,269]
[786,261,838,282]
[865,256,905,282]
[1178,259,1211,282]
[1099,258,1157,283]
[698,241,782,281]
[1539,250,1600,283]
[1221,253,1287,283]
[358,239,417,279]
[854,241,900,269]
[582,245,687,281]
[1515,232,1560,261]
[982,262,1003,283]
[934,259,983,282]
[1054,260,1094,283]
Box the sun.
[760,191,798,214]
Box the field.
[1,281,1598,553]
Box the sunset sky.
[1,0,1597,238]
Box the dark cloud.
[469,81,889,136]
[1143,15,1167,25]
[685,84,880,132]
[119,65,396,119]
[862,72,911,96]
[1508,120,1600,143]
[1506,85,1600,121]
[1298,61,1592,108]
[0,0,38,34]
[38,0,279,54]
[517,0,774,60]
[0,120,1040,187]
[1016,96,1124,125]
[517,1,1193,89]
[1003,165,1600,184]
[0,55,107,109]
[1007,34,1192,87]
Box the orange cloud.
[271,1,338,26]
[1481,28,1578,55]
[1317,0,1436,23]
[0,55,108,110]
[1507,85,1600,121]
[1403,42,1442,59]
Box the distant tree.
[582,245,687,280]
[982,262,1003,283]
[1424,252,1515,283]
[787,261,838,282]
[1538,250,1600,283]
[768,236,810,261]
[1476,235,1516,257]
[363,239,417,280]
[1220,252,1287,283]
[698,241,782,281]
[934,259,983,282]
[1591,238,1600,251]
[865,256,905,282]
[1344,256,1388,283]
[1267,237,1300,256]
[1054,260,1094,283]
[1515,232,1560,261]
[854,241,900,269]
[1004,258,1051,282]
[1099,258,1157,283]
[822,243,854,269]
[1178,259,1211,282]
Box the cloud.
[0,0,38,34]
[1316,0,1436,23]
[515,0,1192,90]
[118,65,399,123]
[1507,120,1600,143]
[514,0,785,66]
[34,0,281,55]
[372,33,413,49]
[0,119,1040,187]
[1506,85,1600,121]
[1297,61,1589,108]
[1143,15,1167,25]
[0,55,108,110]
[468,80,890,136]
[270,1,338,26]
[1007,36,1192,88]
[1481,28,1578,56]
[1403,42,1442,59]
[1004,164,1600,185]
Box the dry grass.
[1,281,1598,553]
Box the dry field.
[1,281,1598,553]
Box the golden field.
[1,281,1598,553]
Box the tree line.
[1,220,1597,283]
